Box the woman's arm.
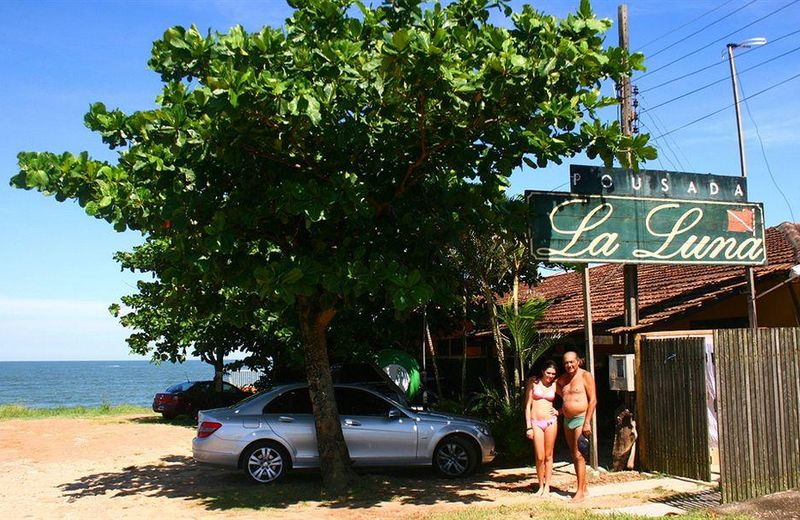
[524,378,535,431]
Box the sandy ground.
[0,414,703,519]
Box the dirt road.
[0,414,669,519]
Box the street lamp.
[726,37,766,329]
[726,38,767,178]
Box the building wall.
[664,277,800,330]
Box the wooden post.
[634,333,648,469]
[618,5,640,332]
[582,266,598,470]
[618,5,633,140]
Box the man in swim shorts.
[557,351,597,502]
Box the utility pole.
[726,43,759,329]
[582,266,598,471]
[619,4,639,332]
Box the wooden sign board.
[527,191,766,266]
[570,165,747,202]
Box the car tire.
[433,435,478,478]
[161,412,177,420]
[243,442,290,484]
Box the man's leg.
[563,422,586,501]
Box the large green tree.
[12,0,653,491]
[110,237,298,390]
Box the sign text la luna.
[527,191,766,266]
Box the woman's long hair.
[534,359,559,382]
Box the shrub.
[468,383,531,464]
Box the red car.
[153,381,248,419]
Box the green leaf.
[305,95,321,124]
[283,268,304,285]
[392,29,410,51]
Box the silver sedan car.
[193,383,495,483]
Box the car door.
[335,387,418,465]
[262,387,318,466]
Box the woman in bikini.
[524,360,559,496]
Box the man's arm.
[582,371,597,436]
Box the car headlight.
[473,424,491,437]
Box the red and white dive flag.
[727,208,755,233]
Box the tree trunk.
[512,353,521,391]
[513,271,525,384]
[483,285,510,404]
[296,296,355,493]
[460,295,468,403]
[200,348,224,392]
[213,345,224,392]
[424,321,443,398]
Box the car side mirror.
[387,408,402,420]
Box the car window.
[222,383,239,394]
[166,382,193,393]
[335,388,392,416]
[263,388,313,414]
[192,382,212,393]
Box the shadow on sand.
[59,456,544,511]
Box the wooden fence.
[638,337,711,481]
[715,328,800,503]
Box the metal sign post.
[582,266,599,470]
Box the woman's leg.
[543,420,558,494]
[532,424,546,495]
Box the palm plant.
[496,298,558,384]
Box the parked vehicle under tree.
[193,383,495,483]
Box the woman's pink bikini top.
[533,382,556,402]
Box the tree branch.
[396,95,428,197]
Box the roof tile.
[509,223,800,334]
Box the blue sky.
[1,0,798,361]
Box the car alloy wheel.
[245,444,286,483]
[434,436,476,477]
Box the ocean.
[0,360,218,408]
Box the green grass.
[423,503,754,520]
[0,403,150,420]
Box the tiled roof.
[506,222,800,335]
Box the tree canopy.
[12,0,653,491]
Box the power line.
[636,0,739,52]
[646,0,757,59]
[640,92,695,171]
[639,120,676,171]
[640,111,687,171]
[739,83,796,222]
[652,70,800,139]
[642,43,800,113]
[641,26,800,93]
[638,0,800,81]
